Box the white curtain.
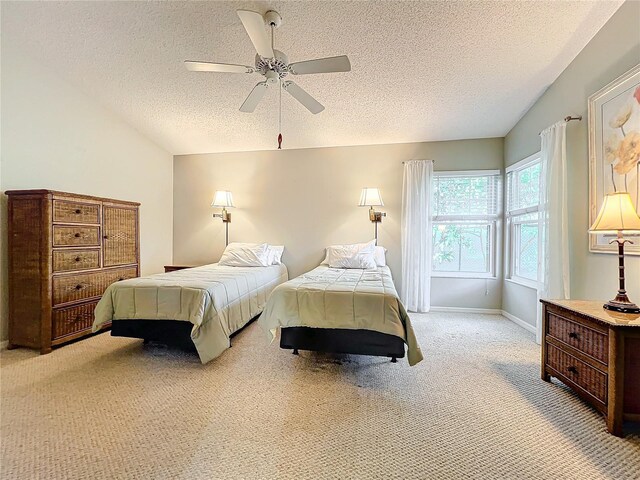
[537,121,570,342]
[401,160,433,313]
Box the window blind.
[432,171,502,221]
[506,161,542,214]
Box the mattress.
[93,263,288,363]
[258,265,423,365]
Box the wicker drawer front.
[52,302,98,339]
[548,313,608,364]
[53,225,100,247]
[547,344,607,403]
[53,249,100,273]
[103,206,138,266]
[53,267,137,306]
[53,200,100,224]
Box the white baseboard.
[428,306,537,335]
[500,310,536,334]
[0,340,8,351]
[429,306,502,315]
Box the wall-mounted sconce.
[358,187,386,244]
[212,190,234,246]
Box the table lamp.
[359,187,386,244]
[212,190,234,246]
[589,192,640,313]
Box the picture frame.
[588,64,640,255]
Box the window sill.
[505,277,539,290]
[432,274,497,280]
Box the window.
[432,170,501,277]
[506,153,544,287]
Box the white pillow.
[219,242,270,267]
[267,245,284,265]
[327,240,377,269]
[373,246,387,267]
[323,244,386,267]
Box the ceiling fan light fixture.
[265,70,279,85]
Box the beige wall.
[503,0,640,327]
[174,138,504,309]
[0,43,174,342]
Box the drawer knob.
[568,332,579,340]
[75,257,81,262]
[567,366,579,375]
[75,209,81,214]
[75,284,83,290]
[103,235,109,239]
[74,315,82,322]
[74,233,81,238]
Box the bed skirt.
[111,320,196,350]
[111,316,259,352]
[279,327,405,360]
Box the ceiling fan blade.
[239,82,269,113]
[237,10,274,59]
[288,55,351,75]
[184,61,253,73]
[282,81,324,114]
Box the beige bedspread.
[258,265,423,365]
[93,263,288,363]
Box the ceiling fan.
[185,9,351,120]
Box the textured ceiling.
[1,1,624,154]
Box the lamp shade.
[359,188,384,207]
[211,190,234,208]
[589,192,640,233]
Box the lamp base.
[601,235,640,314]
[603,299,640,314]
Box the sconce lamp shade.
[359,188,384,207]
[589,193,640,234]
[211,191,235,208]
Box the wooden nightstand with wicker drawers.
[6,190,140,354]
[540,299,640,437]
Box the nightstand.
[541,299,640,437]
[164,265,195,273]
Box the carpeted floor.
[1,313,639,479]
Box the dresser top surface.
[542,299,640,327]
[5,189,140,206]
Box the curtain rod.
[402,116,583,161]
[539,115,582,135]
[402,160,435,164]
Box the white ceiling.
[1,1,623,155]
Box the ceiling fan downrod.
[278,74,283,150]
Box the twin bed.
[93,243,423,366]
[93,263,288,363]
[261,265,422,365]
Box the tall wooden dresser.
[6,190,140,353]
[541,299,640,437]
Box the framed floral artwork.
[589,64,640,255]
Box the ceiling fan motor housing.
[255,50,289,79]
